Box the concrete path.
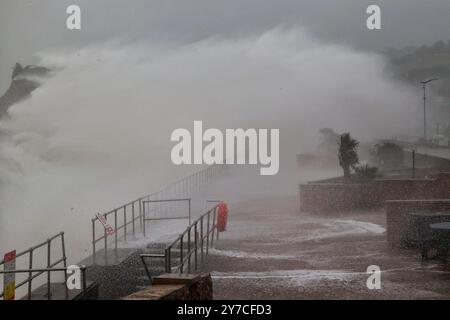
[201,168,450,300]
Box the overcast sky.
[1,0,450,93]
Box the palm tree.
[338,133,359,179]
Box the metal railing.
[91,165,225,263]
[140,202,222,280]
[0,232,68,300]
[0,267,88,300]
[142,198,191,237]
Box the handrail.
[140,201,223,280]
[0,232,67,300]
[169,203,221,274]
[0,232,65,265]
[91,165,225,264]
[142,198,191,237]
[0,266,88,300]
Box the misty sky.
[1,0,450,93]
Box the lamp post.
[420,78,439,142]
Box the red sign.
[96,213,115,235]
[3,250,16,300]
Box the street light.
[420,78,439,142]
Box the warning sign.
[96,213,115,235]
[3,250,16,300]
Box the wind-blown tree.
[338,133,359,179]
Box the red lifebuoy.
[217,202,228,232]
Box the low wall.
[123,274,213,300]
[379,179,435,200]
[379,174,450,200]
[300,173,450,214]
[299,183,380,213]
[405,150,450,171]
[385,199,450,247]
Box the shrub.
[354,164,378,180]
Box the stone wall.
[299,173,450,214]
[299,183,380,214]
[385,199,450,247]
[123,273,213,300]
[379,174,450,200]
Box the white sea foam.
[212,269,362,285]
[209,248,298,260]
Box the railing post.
[123,206,127,242]
[81,266,87,300]
[61,233,68,298]
[194,223,198,271]
[180,234,184,274]
[188,199,191,225]
[200,216,204,265]
[139,199,143,231]
[114,210,118,250]
[206,212,210,255]
[132,202,136,237]
[104,214,108,264]
[28,249,33,300]
[92,219,96,263]
[211,207,217,248]
[217,216,220,241]
[165,248,171,273]
[187,227,191,273]
[143,200,147,237]
[47,240,51,300]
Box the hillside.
[0,63,50,118]
[384,40,450,99]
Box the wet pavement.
[204,194,450,300]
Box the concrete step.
[22,281,98,300]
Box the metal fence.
[0,267,88,300]
[0,232,71,300]
[140,201,222,281]
[142,198,191,237]
[1,165,226,298]
[91,165,225,263]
